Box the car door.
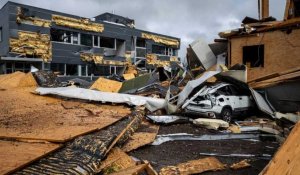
[216,85,237,109]
[229,85,249,110]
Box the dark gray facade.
[0,1,180,76]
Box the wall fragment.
[52,14,104,32]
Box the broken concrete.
[193,118,229,130]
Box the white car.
[183,82,254,122]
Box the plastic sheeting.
[35,87,166,112]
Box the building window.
[243,45,264,68]
[93,36,100,47]
[0,27,2,42]
[51,29,64,42]
[64,31,72,43]
[51,29,80,45]
[81,34,93,47]
[72,32,80,45]
[136,38,146,47]
[152,45,166,55]
[100,37,115,49]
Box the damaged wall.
[9,31,52,62]
[142,33,179,48]
[229,29,300,82]
[80,53,125,66]
[52,15,104,33]
[146,54,179,67]
[16,7,51,28]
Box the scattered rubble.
[1,1,300,174]
[230,159,251,170]
[159,157,226,175]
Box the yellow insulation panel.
[16,7,51,27]
[142,33,179,47]
[52,15,104,33]
[80,53,125,65]
[10,31,52,62]
[146,54,171,67]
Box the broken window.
[51,29,65,42]
[0,27,2,42]
[64,31,72,43]
[243,45,264,68]
[100,37,115,49]
[93,36,100,47]
[51,63,65,75]
[81,34,93,47]
[152,45,166,55]
[136,38,146,47]
[72,32,79,45]
[66,64,78,76]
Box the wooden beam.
[261,0,269,19]
[284,0,292,20]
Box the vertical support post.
[78,65,82,76]
[64,64,67,76]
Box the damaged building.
[0,1,180,76]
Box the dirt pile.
[0,72,37,89]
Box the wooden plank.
[0,140,61,174]
[122,120,159,152]
[261,0,269,19]
[260,121,300,175]
[0,87,131,142]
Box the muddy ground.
[129,123,280,175]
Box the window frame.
[0,27,2,42]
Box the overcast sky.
[0,0,286,58]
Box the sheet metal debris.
[146,115,192,124]
[35,87,166,112]
[188,38,217,70]
[151,133,264,145]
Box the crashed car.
[182,82,254,122]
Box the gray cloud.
[0,0,286,58]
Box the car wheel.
[221,108,232,123]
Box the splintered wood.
[90,77,123,93]
[122,120,159,152]
[159,157,226,175]
[230,159,251,170]
[260,121,300,175]
[0,140,60,174]
[100,148,136,174]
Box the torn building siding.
[52,15,104,33]
[141,33,180,47]
[9,31,52,62]
[146,54,179,67]
[16,7,51,28]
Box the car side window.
[229,85,240,95]
[217,86,232,95]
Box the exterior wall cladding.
[0,1,181,76]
